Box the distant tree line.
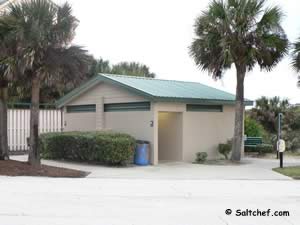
[246,96,300,151]
[89,58,155,78]
[8,57,156,104]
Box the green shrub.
[245,143,273,154]
[94,135,135,164]
[39,131,136,165]
[244,146,257,152]
[244,116,265,137]
[256,144,274,154]
[218,142,231,159]
[282,130,300,151]
[270,130,300,152]
[195,152,208,163]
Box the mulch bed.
[0,160,89,178]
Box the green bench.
[244,137,263,148]
[244,137,273,154]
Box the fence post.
[60,107,64,132]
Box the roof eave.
[152,97,253,106]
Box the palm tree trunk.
[28,77,41,166]
[231,64,246,161]
[0,80,9,160]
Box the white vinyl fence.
[8,109,62,153]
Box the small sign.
[150,120,154,127]
[277,139,286,153]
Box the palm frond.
[292,39,300,87]
[51,2,77,44]
[292,39,300,73]
[189,0,288,78]
[257,6,283,31]
[42,45,91,86]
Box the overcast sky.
[56,0,300,103]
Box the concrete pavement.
[3,155,299,225]
[0,177,299,225]
[12,155,300,180]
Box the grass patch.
[273,166,300,179]
[246,152,300,159]
[285,151,300,157]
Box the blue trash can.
[134,140,150,166]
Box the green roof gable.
[56,73,253,108]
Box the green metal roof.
[56,73,253,108]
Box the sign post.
[277,113,283,159]
[278,139,286,168]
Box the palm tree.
[0,15,19,160]
[0,66,9,160]
[4,0,90,165]
[189,0,288,161]
[292,38,300,87]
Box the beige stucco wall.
[63,82,156,163]
[153,103,235,163]
[105,109,155,163]
[63,108,96,132]
[182,105,235,162]
[66,82,146,105]
[64,82,147,131]
[158,112,183,161]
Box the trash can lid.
[136,140,150,144]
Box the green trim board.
[104,102,151,112]
[186,104,223,112]
[66,104,96,113]
[56,74,254,108]
[7,102,57,109]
